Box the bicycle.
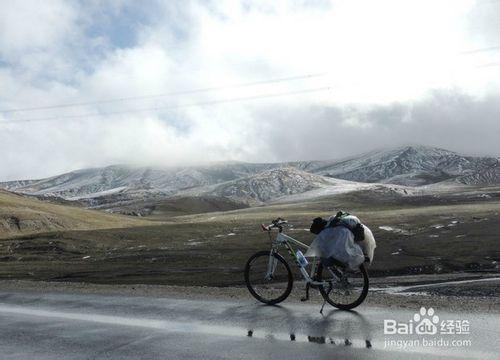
[244,218,369,311]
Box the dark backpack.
[310,217,328,235]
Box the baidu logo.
[383,307,472,349]
[414,307,439,335]
[384,307,439,335]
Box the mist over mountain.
[1,145,498,208]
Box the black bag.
[328,211,365,242]
[318,211,366,242]
[351,223,365,242]
[309,217,327,235]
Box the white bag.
[305,216,377,269]
[359,225,376,264]
[305,226,365,270]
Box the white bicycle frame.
[267,231,339,286]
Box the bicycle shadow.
[220,303,373,347]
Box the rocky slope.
[187,167,336,204]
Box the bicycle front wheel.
[317,263,369,310]
[244,251,293,305]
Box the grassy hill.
[98,195,248,218]
[0,190,153,239]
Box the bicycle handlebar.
[261,217,288,231]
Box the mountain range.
[1,145,498,209]
[291,146,499,186]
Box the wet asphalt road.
[0,291,498,359]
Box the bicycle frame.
[267,231,339,286]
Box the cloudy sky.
[1,0,500,180]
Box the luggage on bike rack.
[306,226,364,270]
[305,212,376,269]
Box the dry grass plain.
[0,187,498,286]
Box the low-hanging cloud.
[1,0,500,181]
[260,89,500,162]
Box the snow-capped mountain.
[182,167,336,204]
[1,145,499,208]
[0,163,282,200]
[294,145,500,186]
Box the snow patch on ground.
[66,186,129,200]
[378,226,411,235]
[379,226,394,232]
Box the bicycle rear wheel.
[244,251,293,305]
[317,263,369,310]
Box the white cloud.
[0,0,77,55]
[0,0,499,180]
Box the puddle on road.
[241,305,373,348]
[245,328,372,348]
[0,304,373,349]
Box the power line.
[1,86,331,124]
[459,45,500,55]
[476,61,500,68]
[0,73,327,114]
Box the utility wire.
[459,45,500,55]
[476,61,500,68]
[0,72,326,114]
[1,86,331,124]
